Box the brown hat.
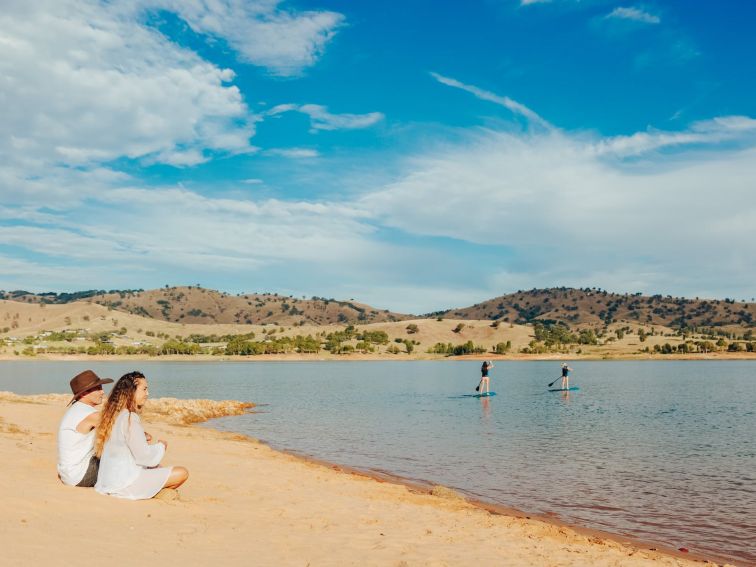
[68,370,113,405]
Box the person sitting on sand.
[94,371,188,500]
[57,370,114,487]
[476,361,493,393]
[560,363,572,390]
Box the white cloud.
[150,0,345,77]
[429,72,551,128]
[0,180,392,288]
[520,0,552,5]
[606,7,661,24]
[592,116,756,156]
[268,104,384,132]
[0,0,344,188]
[264,148,320,158]
[0,0,254,178]
[359,118,756,299]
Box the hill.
[1,287,409,326]
[0,298,537,357]
[1,297,753,359]
[434,288,756,331]
[3,286,754,331]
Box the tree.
[493,341,511,354]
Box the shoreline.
[0,391,740,566]
[271,445,730,566]
[2,352,755,362]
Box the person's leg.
[484,377,490,393]
[163,466,189,489]
[565,375,569,389]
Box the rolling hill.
[2,286,754,331]
[434,287,756,331]
[0,287,409,326]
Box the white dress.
[95,409,172,500]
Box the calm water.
[1,360,754,564]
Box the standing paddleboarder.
[560,363,572,390]
[476,360,493,393]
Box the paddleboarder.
[476,360,493,394]
[560,363,572,390]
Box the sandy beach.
[0,392,732,567]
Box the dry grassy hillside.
[1,287,409,326]
[0,298,536,357]
[0,299,267,342]
[438,288,756,331]
[3,297,729,360]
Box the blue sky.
[1,0,755,312]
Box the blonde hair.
[94,371,145,458]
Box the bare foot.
[154,488,180,502]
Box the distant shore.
[1,352,755,362]
[0,392,731,566]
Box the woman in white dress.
[94,371,188,499]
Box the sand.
[0,392,732,567]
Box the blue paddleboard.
[548,387,579,392]
[473,391,496,397]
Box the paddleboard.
[473,391,496,397]
[548,387,579,392]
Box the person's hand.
[145,432,153,442]
[158,439,168,450]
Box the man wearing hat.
[57,370,113,487]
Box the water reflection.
[480,396,491,419]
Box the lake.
[1,360,754,564]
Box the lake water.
[1,360,754,564]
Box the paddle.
[547,376,562,388]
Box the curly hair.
[94,371,145,458]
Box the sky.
[1,0,755,313]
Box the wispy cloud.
[264,148,320,158]
[268,104,384,132]
[359,115,756,302]
[520,0,551,5]
[429,72,551,128]
[592,116,756,156]
[606,7,660,24]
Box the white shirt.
[57,401,97,485]
[95,410,165,495]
